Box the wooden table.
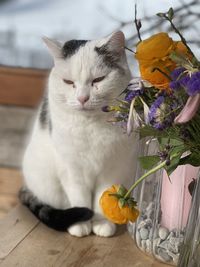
[0,206,170,267]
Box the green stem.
[124,152,180,199]
[124,160,167,199]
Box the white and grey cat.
[19,31,137,237]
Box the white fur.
[23,32,137,237]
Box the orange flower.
[135,32,189,90]
[99,185,139,224]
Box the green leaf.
[165,147,185,175]
[118,185,128,197]
[158,137,184,147]
[156,12,165,18]
[127,198,137,208]
[138,125,165,139]
[167,7,174,20]
[139,155,160,170]
[119,198,126,208]
[179,153,200,167]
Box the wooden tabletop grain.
[0,205,171,267]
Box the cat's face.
[44,31,131,112]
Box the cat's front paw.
[68,221,92,237]
[92,220,116,237]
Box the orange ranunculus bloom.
[99,185,139,224]
[135,32,189,90]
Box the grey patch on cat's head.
[95,31,126,71]
[95,45,123,70]
[62,40,88,58]
[39,97,52,132]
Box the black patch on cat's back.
[62,40,88,58]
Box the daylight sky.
[0,0,198,68]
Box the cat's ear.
[103,31,125,55]
[42,37,63,59]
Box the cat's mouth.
[77,105,96,111]
[67,100,107,112]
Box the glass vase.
[178,172,200,267]
[128,139,199,266]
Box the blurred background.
[0,0,199,217]
[0,0,200,69]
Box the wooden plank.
[0,222,73,267]
[55,228,168,267]
[0,168,22,218]
[0,211,171,267]
[0,66,48,107]
[1,221,170,267]
[0,168,22,195]
[0,195,19,218]
[0,205,39,260]
[102,231,166,267]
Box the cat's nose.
[77,95,90,105]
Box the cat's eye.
[92,76,105,86]
[63,79,74,85]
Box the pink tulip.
[174,94,200,124]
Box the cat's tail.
[18,187,93,231]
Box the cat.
[19,31,137,237]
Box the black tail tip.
[80,208,94,221]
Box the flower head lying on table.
[100,185,139,224]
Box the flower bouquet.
[99,7,200,266]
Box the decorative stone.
[144,218,152,228]
[153,228,158,239]
[167,231,175,240]
[140,227,149,240]
[149,228,153,239]
[167,250,180,265]
[158,227,169,240]
[158,240,169,250]
[137,220,147,230]
[156,248,173,262]
[168,237,181,253]
[141,240,147,252]
[129,200,186,265]
[146,239,152,254]
[153,238,161,254]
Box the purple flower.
[148,96,177,130]
[170,67,187,91]
[169,80,181,90]
[124,77,144,102]
[170,68,200,96]
[171,67,185,80]
[186,72,200,96]
[180,75,190,88]
[125,89,143,102]
[148,96,164,122]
